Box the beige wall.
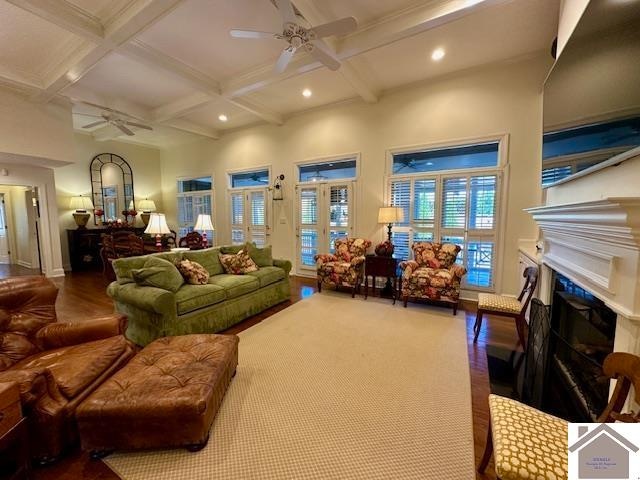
[0,88,75,167]
[55,133,162,270]
[160,56,550,297]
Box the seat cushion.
[175,284,226,315]
[408,267,454,288]
[247,266,285,287]
[14,335,130,399]
[478,293,522,314]
[208,274,259,299]
[489,394,568,480]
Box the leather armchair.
[314,237,372,297]
[0,276,135,463]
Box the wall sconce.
[272,174,285,201]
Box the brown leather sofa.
[0,276,136,463]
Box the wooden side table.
[364,255,398,304]
[0,382,29,479]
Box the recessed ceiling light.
[302,88,312,98]
[218,114,228,122]
[431,48,445,61]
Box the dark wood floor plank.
[0,270,513,480]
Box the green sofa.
[107,246,291,346]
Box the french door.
[230,187,269,247]
[295,181,354,274]
[0,194,9,264]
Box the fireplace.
[544,272,617,421]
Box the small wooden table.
[0,382,29,479]
[364,255,398,304]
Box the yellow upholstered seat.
[478,293,522,314]
[489,394,568,480]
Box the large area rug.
[104,293,474,479]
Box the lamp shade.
[144,213,171,235]
[70,195,94,211]
[138,199,156,212]
[378,206,404,224]
[194,214,214,231]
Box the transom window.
[229,169,270,188]
[392,142,499,175]
[177,175,214,241]
[298,158,357,182]
[388,140,502,290]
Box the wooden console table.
[0,382,29,479]
[364,255,398,304]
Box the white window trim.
[385,134,510,296]
[176,174,215,243]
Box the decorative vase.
[72,211,90,229]
[375,240,394,257]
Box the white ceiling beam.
[291,0,379,103]
[5,0,104,41]
[161,119,220,140]
[226,97,283,126]
[224,0,505,98]
[29,0,185,103]
[152,92,214,122]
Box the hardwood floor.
[3,269,516,480]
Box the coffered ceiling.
[0,0,559,148]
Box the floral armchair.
[399,242,467,315]
[314,238,372,297]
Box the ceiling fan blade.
[125,121,153,131]
[82,120,108,129]
[275,0,296,24]
[230,29,277,39]
[309,40,341,71]
[275,47,296,73]
[116,124,135,136]
[310,17,357,38]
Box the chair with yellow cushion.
[473,266,538,347]
[478,352,640,479]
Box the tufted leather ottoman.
[76,334,238,457]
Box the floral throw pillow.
[219,249,258,275]
[175,259,210,285]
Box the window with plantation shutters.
[229,188,269,246]
[388,141,502,290]
[176,176,214,242]
[230,192,244,244]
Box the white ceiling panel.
[138,0,286,80]
[68,52,196,108]
[358,0,558,91]
[183,100,259,131]
[0,2,79,83]
[245,67,358,115]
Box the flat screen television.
[542,1,640,187]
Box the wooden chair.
[478,352,640,479]
[473,266,538,347]
[179,231,204,250]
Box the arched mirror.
[90,153,135,225]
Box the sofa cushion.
[219,250,258,275]
[14,335,130,399]
[183,247,224,276]
[112,256,147,284]
[131,257,184,293]
[175,284,226,315]
[246,243,273,267]
[247,266,285,287]
[208,274,259,299]
[176,259,209,285]
[220,244,247,255]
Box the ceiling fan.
[80,113,153,136]
[230,0,357,73]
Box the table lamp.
[138,199,157,227]
[144,213,171,250]
[70,195,94,229]
[194,214,214,248]
[378,207,404,243]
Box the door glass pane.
[390,180,410,226]
[329,185,349,227]
[413,231,434,243]
[231,193,244,225]
[469,175,496,229]
[442,178,467,229]
[329,230,348,253]
[467,241,494,288]
[251,191,265,226]
[413,179,436,228]
[300,229,318,266]
[392,231,410,260]
[231,229,245,244]
[300,188,317,225]
[441,235,465,265]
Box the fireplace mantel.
[526,197,640,321]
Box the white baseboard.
[17,260,32,268]
[46,268,66,278]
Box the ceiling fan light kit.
[230,0,357,73]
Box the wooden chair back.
[598,352,640,422]
[517,266,539,316]
[179,231,203,250]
